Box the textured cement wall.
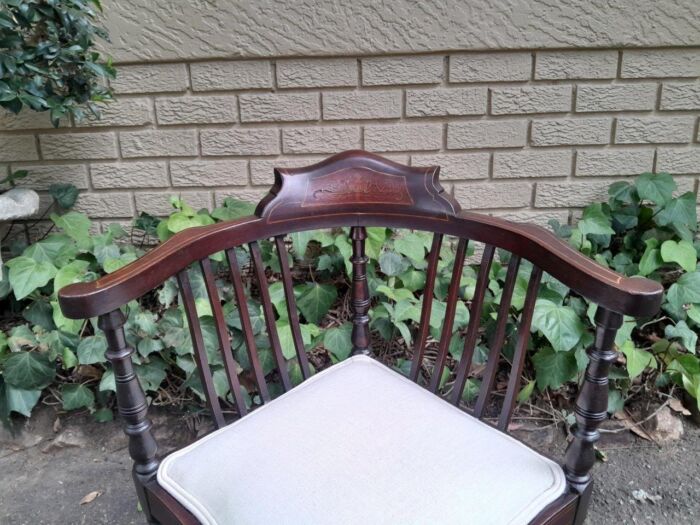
[1,2,699,233]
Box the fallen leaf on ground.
[669,398,691,416]
[79,491,102,505]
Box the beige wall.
[1,1,699,233]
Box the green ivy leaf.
[660,239,697,273]
[296,283,337,324]
[3,384,42,417]
[77,335,107,365]
[135,358,167,392]
[6,256,57,300]
[61,384,95,410]
[620,341,655,379]
[379,251,409,277]
[323,323,353,360]
[517,379,536,404]
[636,172,675,206]
[51,211,92,250]
[23,234,76,266]
[103,252,138,273]
[577,203,615,236]
[53,259,90,294]
[290,231,315,260]
[656,192,697,240]
[3,351,55,390]
[395,232,427,262]
[49,183,79,209]
[532,347,577,390]
[638,238,663,276]
[365,227,387,260]
[532,299,585,352]
[665,321,697,354]
[399,268,426,292]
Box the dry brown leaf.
[668,398,691,416]
[79,490,102,505]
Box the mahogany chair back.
[59,151,663,525]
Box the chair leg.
[572,483,593,525]
[99,310,160,523]
[563,306,622,524]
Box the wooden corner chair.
[58,151,663,525]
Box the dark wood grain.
[474,254,521,419]
[450,244,495,406]
[409,233,442,382]
[57,151,664,525]
[98,310,159,521]
[225,248,270,402]
[564,307,623,524]
[350,226,372,356]
[200,257,248,417]
[428,237,468,394]
[250,241,292,391]
[498,266,542,431]
[177,269,225,428]
[275,236,311,380]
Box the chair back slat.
[409,233,443,381]
[428,237,469,393]
[449,244,496,406]
[498,266,543,430]
[225,248,270,403]
[249,241,293,391]
[274,236,311,380]
[199,257,248,417]
[349,226,372,356]
[474,254,521,419]
[176,269,226,428]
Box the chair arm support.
[98,309,159,519]
[563,307,622,497]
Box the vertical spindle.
[350,226,372,356]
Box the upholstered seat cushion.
[158,355,566,525]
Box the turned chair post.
[98,309,159,521]
[349,226,372,356]
[563,306,623,524]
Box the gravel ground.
[1,406,698,524]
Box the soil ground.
[1,406,698,525]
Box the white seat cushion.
[158,355,566,525]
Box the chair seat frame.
[59,151,663,525]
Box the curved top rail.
[58,151,663,320]
[254,150,460,224]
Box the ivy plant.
[1,171,698,424]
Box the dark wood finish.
[564,307,622,524]
[177,269,225,428]
[474,254,521,419]
[275,236,312,379]
[98,310,159,521]
[58,151,665,525]
[428,237,468,393]
[409,233,443,381]
[255,150,459,224]
[225,248,270,402]
[200,257,248,417]
[350,226,372,356]
[450,244,495,406]
[498,265,543,430]
[249,240,292,391]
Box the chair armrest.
[456,211,663,317]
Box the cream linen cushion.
[158,355,566,525]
